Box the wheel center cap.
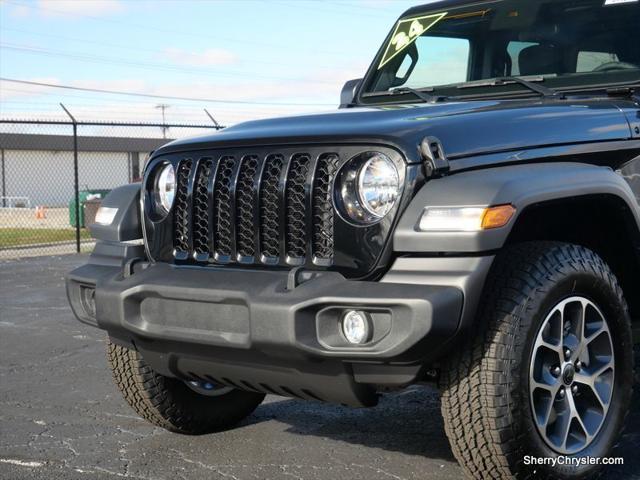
[562,364,575,385]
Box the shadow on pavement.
[253,385,457,462]
[252,373,640,478]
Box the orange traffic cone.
[35,206,46,219]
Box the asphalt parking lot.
[1,254,639,480]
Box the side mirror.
[339,78,362,108]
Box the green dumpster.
[69,190,111,228]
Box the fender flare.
[394,162,640,253]
[89,183,142,243]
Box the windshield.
[361,0,640,102]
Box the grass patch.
[0,228,92,248]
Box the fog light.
[80,285,96,318]
[342,310,372,345]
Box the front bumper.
[67,255,464,406]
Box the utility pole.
[155,104,170,138]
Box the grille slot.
[259,154,284,260]
[236,156,259,258]
[312,153,339,261]
[192,159,213,258]
[173,159,193,254]
[213,156,236,259]
[170,150,340,266]
[285,153,311,260]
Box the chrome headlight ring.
[154,163,176,215]
[336,151,401,225]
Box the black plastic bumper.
[66,256,463,406]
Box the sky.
[0,0,432,126]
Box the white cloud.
[163,48,237,67]
[36,0,125,16]
[4,1,30,17]
[0,58,372,125]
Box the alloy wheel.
[529,296,615,454]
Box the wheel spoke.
[590,383,607,410]
[574,370,594,388]
[539,383,561,429]
[555,395,573,450]
[562,300,584,358]
[575,358,613,409]
[585,324,605,343]
[571,300,587,363]
[591,359,614,380]
[539,338,563,356]
[531,379,558,393]
[566,390,592,448]
[575,300,586,344]
[584,303,607,344]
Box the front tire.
[107,340,265,434]
[440,242,634,479]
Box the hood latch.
[420,136,450,178]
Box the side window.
[403,36,470,88]
[576,51,619,72]
[507,41,538,76]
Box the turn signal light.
[481,205,517,230]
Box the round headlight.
[155,164,176,213]
[337,152,400,225]
[357,154,399,218]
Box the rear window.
[507,41,538,76]
[576,51,620,72]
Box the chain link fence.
[0,119,221,259]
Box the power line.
[0,43,339,85]
[0,26,347,70]
[0,99,301,117]
[0,92,306,119]
[0,78,336,107]
[0,87,309,114]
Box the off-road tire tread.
[440,242,631,480]
[107,340,264,434]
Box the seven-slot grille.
[171,151,340,265]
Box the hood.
[155,98,632,163]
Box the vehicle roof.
[401,0,493,18]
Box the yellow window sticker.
[378,12,448,69]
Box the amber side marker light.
[481,204,517,230]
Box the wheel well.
[506,194,640,320]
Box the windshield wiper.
[363,86,447,103]
[457,76,563,98]
[391,87,445,103]
[606,85,640,103]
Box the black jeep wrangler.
[67,0,640,478]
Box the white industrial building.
[0,133,169,207]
